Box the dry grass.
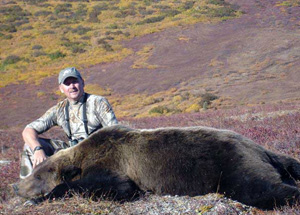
[106,86,222,118]
[0,0,240,88]
[276,0,300,7]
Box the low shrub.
[88,12,100,23]
[106,24,119,29]
[207,0,228,6]
[207,7,235,17]
[48,15,57,21]
[102,43,113,52]
[61,0,89,2]
[32,45,43,50]
[32,51,46,57]
[34,10,52,16]
[52,20,71,28]
[0,24,17,33]
[97,38,114,52]
[93,3,109,11]
[39,3,52,7]
[138,7,155,16]
[199,93,219,107]
[72,4,87,21]
[81,35,90,40]
[88,3,109,22]
[42,30,55,35]
[143,96,164,105]
[71,46,85,54]
[108,30,123,35]
[124,32,130,37]
[115,10,136,18]
[71,25,92,35]
[4,34,13,39]
[61,40,76,47]
[48,51,66,60]
[14,19,30,27]
[21,25,33,30]
[54,3,72,15]
[0,5,22,15]
[105,31,119,36]
[186,104,201,113]
[0,33,13,39]
[137,15,166,25]
[183,1,195,10]
[3,55,21,65]
[149,106,171,115]
[164,9,181,17]
[153,5,171,10]
[0,5,31,29]
[22,0,47,4]
[173,95,183,103]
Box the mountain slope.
[0,0,299,128]
[68,0,300,116]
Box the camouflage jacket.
[26,93,118,140]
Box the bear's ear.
[60,165,81,182]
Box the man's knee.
[20,145,33,179]
[19,139,65,179]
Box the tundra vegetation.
[0,0,241,88]
[0,0,243,118]
[0,0,298,118]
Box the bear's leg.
[76,170,142,201]
[250,183,300,209]
[266,152,300,185]
[45,169,141,202]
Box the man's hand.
[22,127,48,168]
[32,150,47,168]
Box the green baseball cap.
[58,67,82,84]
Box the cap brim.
[60,75,80,84]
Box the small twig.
[216,171,223,193]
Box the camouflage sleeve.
[25,105,58,134]
[95,97,118,127]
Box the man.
[20,67,118,179]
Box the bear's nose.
[12,184,19,195]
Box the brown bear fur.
[14,125,300,209]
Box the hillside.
[0,0,299,128]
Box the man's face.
[59,77,85,102]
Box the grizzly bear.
[13,125,300,209]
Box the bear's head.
[13,125,133,199]
[13,150,81,199]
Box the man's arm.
[96,97,118,127]
[22,105,58,168]
[22,127,47,168]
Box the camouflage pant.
[20,138,69,179]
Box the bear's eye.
[36,175,42,180]
[48,167,55,173]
